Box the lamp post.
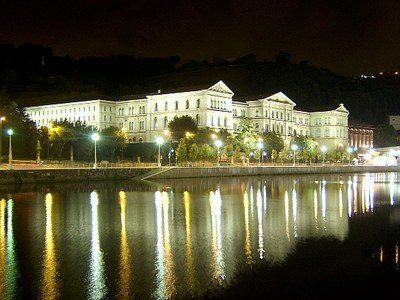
[215,139,222,166]
[91,132,100,169]
[7,128,13,170]
[347,147,353,165]
[156,137,163,167]
[0,116,5,163]
[292,144,298,166]
[256,142,263,166]
[321,146,327,166]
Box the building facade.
[25,80,349,150]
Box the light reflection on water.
[0,172,399,299]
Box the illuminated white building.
[25,80,349,148]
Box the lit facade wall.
[25,80,349,147]
[26,99,116,130]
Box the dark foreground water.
[1,172,399,299]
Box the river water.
[0,172,399,299]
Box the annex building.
[25,80,349,150]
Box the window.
[154,117,158,129]
[186,100,189,109]
[255,123,259,131]
[175,101,178,110]
[197,99,200,108]
[256,110,259,117]
[196,114,200,125]
[104,115,106,121]
[218,116,221,126]
[265,110,269,118]
[140,121,145,130]
[224,117,227,127]
[165,102,168,111]
[155,103,158,112]
[164,117,168,128]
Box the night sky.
[2,0,399,77]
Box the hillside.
[1,43,400,125]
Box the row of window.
[30,105,115,117]
[117,99,205,116]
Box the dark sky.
[2,0,400,76]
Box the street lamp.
[347,147,353,165]
[256,142,263,166]
[156,137,163,167]
[215,139,222,166]
[0,116,5,163]
[7,128,13,170]
[321,146,327,166]
[91,132,100,169]
[292,144,298,166]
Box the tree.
[260,131,284,156]
[293,135,318,164]
[168,115,198,140]
[188,143,199,161]
[176,139,188,163]
[199,144,215,162]
[0,101,40,158]
[236,117,257,158]
[224,144,234,164]
[101,126,128,161]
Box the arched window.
[175,101,178,110]
[196,114,200,125]
[154,117,158,129]
[256,110,259,117]
[165,102,168,111]
[155,103,158,111]
[197,99,200,108]
[164,116,168,128]
[186,100,189,109]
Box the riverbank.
[0,164,399,184]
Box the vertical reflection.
[256,188,265,259]
[292,184,298,238]
[210,188,225,282]
[313,188,319,231]
[4,198,18,299]
[242,190,253,265]
[87,191,106,300]
[284,191,290,240]
[0,199,6,296]
[390,173,395,205]
[40,193,60,299]
[396,243,399,271]
[183,191,196,294]
[347,178,353,217]
[154,191,176,300]
[117,191,132,299]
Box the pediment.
[264,92,296,106]
[208,80,234,95]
